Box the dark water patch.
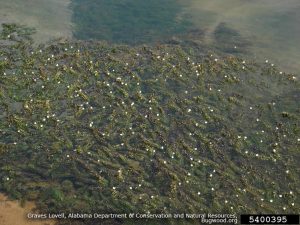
[71,0,192,44]
[213,22,251,54]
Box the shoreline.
[0,194,55,225]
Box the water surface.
[0,0,72,43]
[182,0,300,74]
[0,0,299,72]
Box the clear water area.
[70,0,300,74]
[0,0,72,43]
[0,0,300,74]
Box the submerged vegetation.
[0,24,299,225]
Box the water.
[0,0,299,74]
[182,0,300,75]
[0,0,299,219]
[0,0,72,43]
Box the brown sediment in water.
[0,194,55,225]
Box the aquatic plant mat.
[0,24,299,225]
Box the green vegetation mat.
[0,24,299,225]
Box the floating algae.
[0,24,299,225]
